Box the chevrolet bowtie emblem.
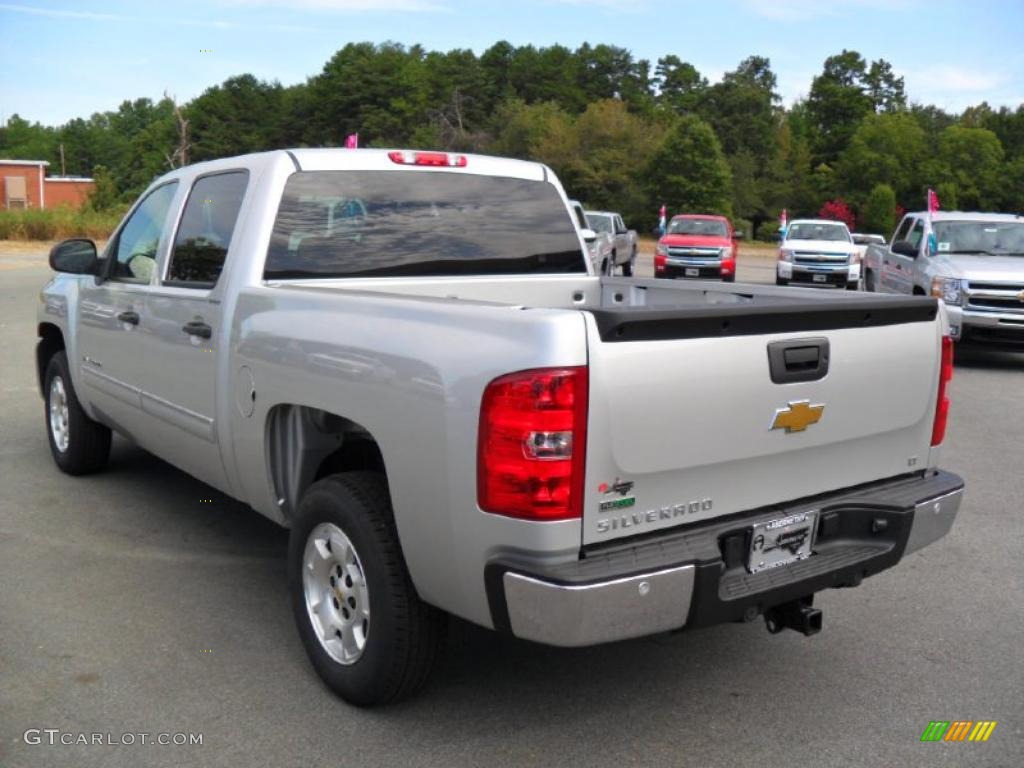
[771,400,824,433]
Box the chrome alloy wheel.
[49,376,70,453]
[302,523,370,665]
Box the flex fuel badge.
[598,478,636,512]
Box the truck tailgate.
[581,298,942,545]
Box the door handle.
[117,311,140,326]
[182,320,212,339]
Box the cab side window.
[167,171,249,288]
[907,220,925,250]
[892,217,914,245]
[110,182,179,283]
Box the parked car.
[654,214,738,282]
[777,219,859,289]
[584,210,638,276]
[569,199,613,274]
[38,148,962,706]
[863,211,1024,347]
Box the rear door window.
[167,171,249,287]
[265,171,585,278]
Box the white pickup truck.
[584,210,638,276]
[863,211,1024,348]
[38,148,963,706]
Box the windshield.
[787,222,850,242]
[266,171,585,278]
[932,220,1024,256]
[667,218,728,237]
[586,214,613,234]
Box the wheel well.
[913,286,926,295]
[265,404,385,520]
[36,323,65,397]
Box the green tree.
[643,115,732,217]
[935,181,959,211]
[836,112,927,206]
[860,183,897,236]
[653,55,706,114]
[936,125,1005,210]
[189,75,286,161]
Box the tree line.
[3,41,1023,238]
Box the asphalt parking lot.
[2,247,1022,768]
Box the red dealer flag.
[344,133,359,149]
[927,188,940,213]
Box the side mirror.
[580,228,598,244]
[49,238,99,275]
[891,240,919,258]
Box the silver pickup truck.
[38,148,963,706]
[863,211,1024,348]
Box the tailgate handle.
[767,338,830,384]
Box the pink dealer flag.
[927,188,940,213]
[344,133,359,149]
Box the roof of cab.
[154,148,552,185]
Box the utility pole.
[59,143,66,176]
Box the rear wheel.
[846,280,858,290]
[289,472,445,706]
[863,269,875,292]
[44,351,111,475]
[776,276,789,286]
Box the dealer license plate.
[685,267,699,277]
[747,510,818,574]
[812,274,827,283]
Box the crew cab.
[654,214,738,282]
[584,210,638,276]
[863,211,1024,348]
[777,219,859,289]
[38,148,963,706]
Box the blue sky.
[1,0,1022,126]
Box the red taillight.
[931,336,954,446]
[388,150,467,167]
[478,367,588,521]
[655,254,666,272]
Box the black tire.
[622,260,633,277]
[846,281,858,291]
[723,273,736,283]
[776,276,789,286]
[863,270,874,292]
[288,472,445,706]
[43,351,111,475]
[600,258,609,276]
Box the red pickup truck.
[654,214,738,282]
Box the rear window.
[265,171,585,278]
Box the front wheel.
[622,248,636,277]
[846,280,858,291]
[776,276,789,286]
[289,472,445,706]
[44,351,111,475]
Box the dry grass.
[0,207,124,242]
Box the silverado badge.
[771,400,824,433]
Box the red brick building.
[1,159,95,210]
